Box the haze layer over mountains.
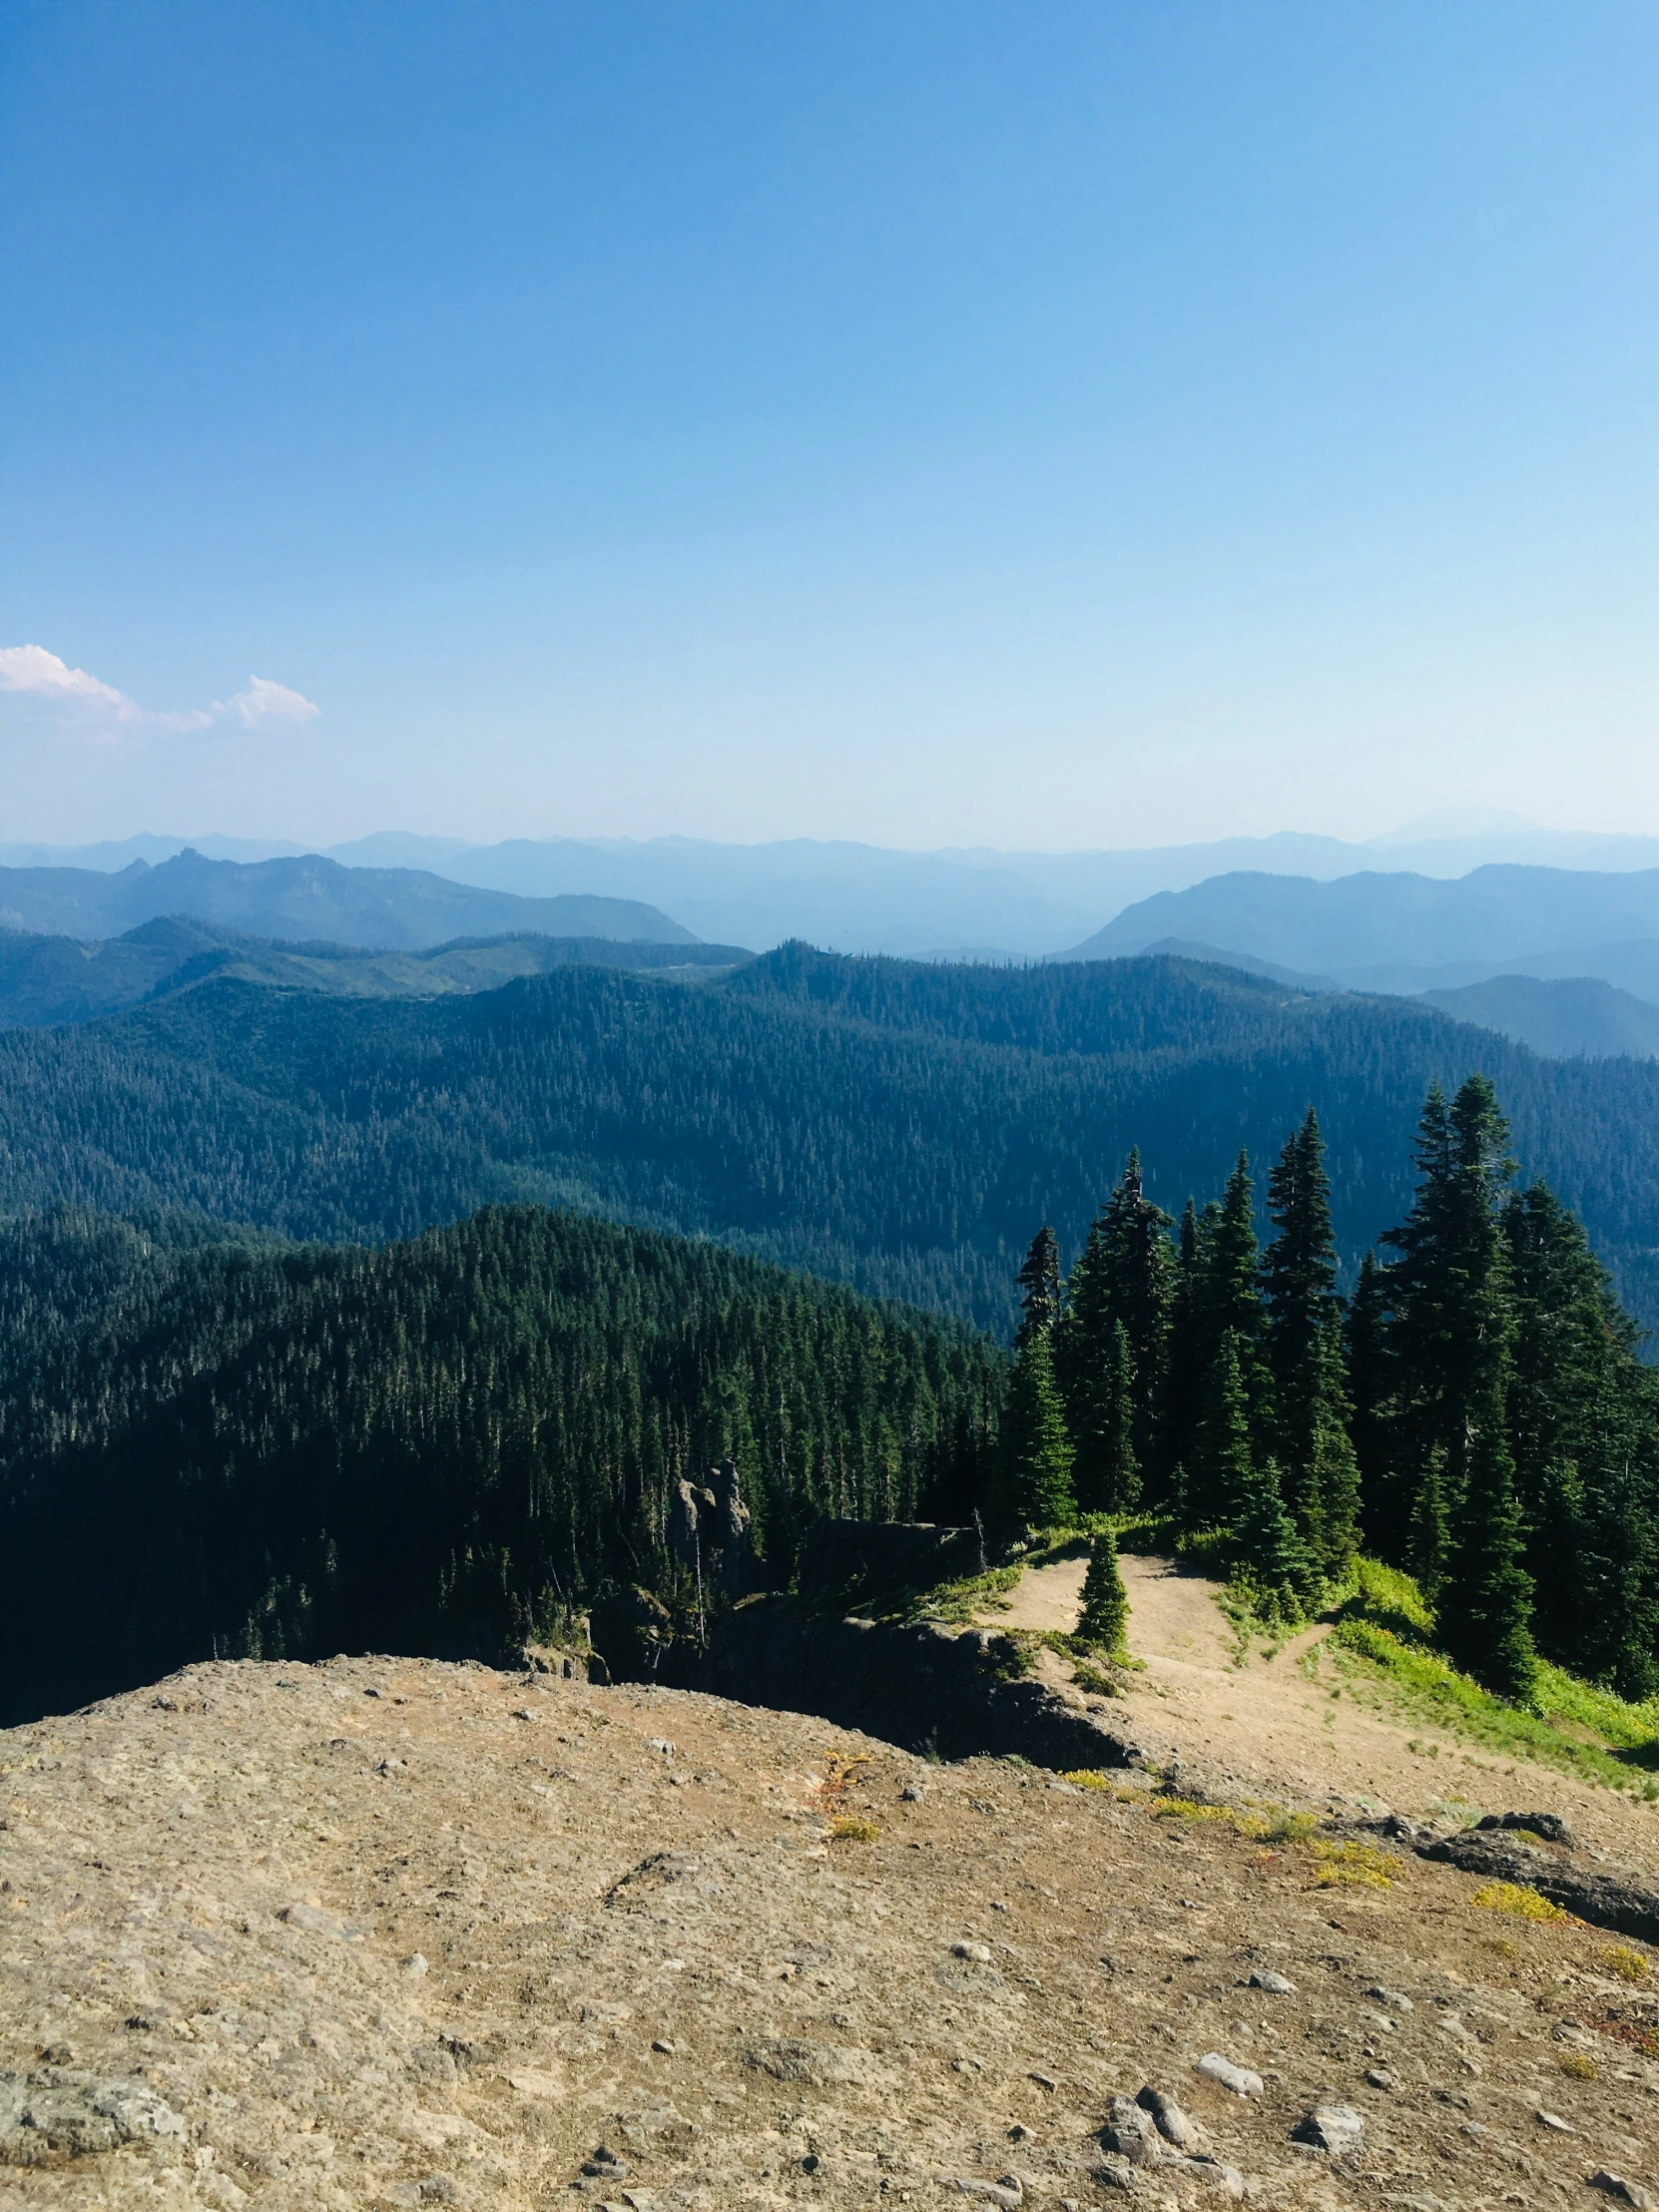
[11,825,1659,1061]
[12,816,1659,962]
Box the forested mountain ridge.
[0,1205,997,1725]
[1,944,1658,1333]
[0,914,749,1028]
[1418,973,1659,1060]
[0,848,693,949]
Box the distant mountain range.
[0,916,748,1029]
[13,824,1659,959]
[0,849,693,951]
[1066,865,1659,1007]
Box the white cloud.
[0,644,142,720]
[0,645,318,737]
[223,675,321,728]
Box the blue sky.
[3,1,1656,848]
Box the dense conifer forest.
[1002,1081,1659,1707]
[0,1206,997,1725]
[5,1063,1658,1722]
[1,943,1659,1334]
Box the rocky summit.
[6,1648,1659,2211]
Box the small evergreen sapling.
[1076,1524,1129,1655]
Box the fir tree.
[1262,1110,1343,1536]
[1070,1317,1139,1514]
[1304,1315,1361,1583]
[1002,1326,1076,1530]
[1186,1331,1255,1529]
[1437,1390,1537,1704]
[1209,1151,1265,1349]
[1385,1075,1517,1508]
[1346,1251,1401,1558]
[1162,1198,1209,1480]
[1075,1523,1129,1654]
[1234,1456,1318,1620]
[1057,1151,1174,1498]
[1016,1226,1062,1349]
[1407,1447,1450,1605]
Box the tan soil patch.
[982,1548,1659,1874]
[6,1656,1659,2211]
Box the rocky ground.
[7,1576,1659,2211]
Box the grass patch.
[1472,1881,1574,1923]
[828,1814,880,1843]
[1330,1561,1659,1794]
[1560,2050,1599,2081]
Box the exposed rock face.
[0,2069,184,2165]
[1416,1827,1659,1941]
[703,1601,1152,1769]
[795,1518,984,1611]
[662,1462,756,1605]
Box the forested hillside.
[0,1206,997,1725]
[1000,1079,1659,1705]
[1,944,1658,1333]
[0,915,748,1028]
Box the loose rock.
[1102,2095,1161,2165]
[1591,2176,1659,2211]
[1193,2054,1263,2098]
[1247,1969,1295,1993]
[1295,2103,1366,2157]
[1136,2086,1201,2150]
[0,2069,186,2165]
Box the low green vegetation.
[1330,1558,1659,1794]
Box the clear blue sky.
[3,1,1656,848]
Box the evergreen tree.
[1186,1331,1255,1529]
[1162,1198,1210,1479]
[1209,1151,1265,1349]
[1234,1456,1319,1620]
[1057,1151,1174,1498]
[1263,1110,1343,1535]
[1437,1390,1538,1705]
[1002,1326,1076,1530]
[1304,1314,1361,1583]
[1385,1075,1517,1508]
[1069,1317,1139,1514]
[1076,1523,1129,1654]
[1346,1251,1401,1558]
[1407,1448,1450,1605]
[1016,1226,1062,1349]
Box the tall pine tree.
[1186,1331,1255,1529]
[1437,1383,1538,1706]
[1261,1110,1360,1575]
[1058,1152,1174,1500]
[1001,1325,1076,1530]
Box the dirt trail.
[981,1551,1659,1873]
